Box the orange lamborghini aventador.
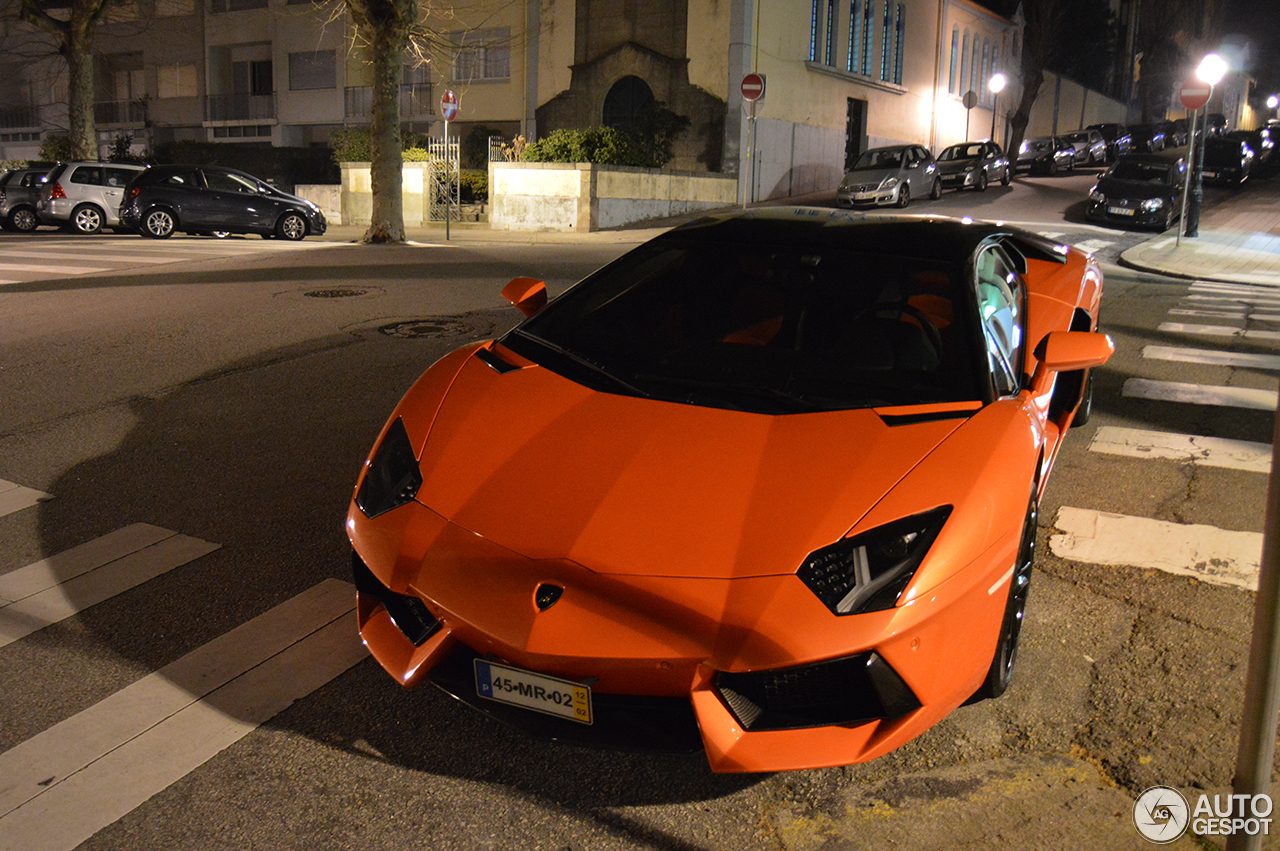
[346,208,1113,773]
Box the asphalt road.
[0,171,1273,850]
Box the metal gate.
[426,137,460,222]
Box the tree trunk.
[1006,70,1045,169]
[363,23,406,243]
[66,15,98,161]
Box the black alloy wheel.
[9,207,39,232]
[973,490,1037,701]
[976,170,989,191]
[930,177,942,200]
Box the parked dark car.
[1016,136,1077,174]
[1154,121,1178,148]
[1086,154,1187,231]
[119,165,327,240]
[1201,136,1254,183]
[0,167,50,232]
[1207,113,1228,136]
[1087,123,1132,162]
[1061,129,1108,166]
[1225,127,1273,168]
[1168,119,1190,147]
[935,140,1011,191]
[1128,124,1167,153]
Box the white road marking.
[1184,293,1280,308]
[1122,378,1278,410]
[1169,308,1280,322]
[1072,238,1114,255]
[1050,506,1262,591]
[0,479,51,519]
[1158,322,1280,341]
[1190,281,1280,296]
[1089,426,1272,473]
[0,263,103,276]
[1142,345,1280,370]
[0,579,365,851]
[0,529,220,648]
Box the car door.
[905,146,930,192]
[101,167,140,223]
[200,169,278,229]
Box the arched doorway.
[602,76,655,132]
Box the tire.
[1047,159,1058,176]
[1001,166,1010,186]
[929,177,942,200]
[276,212,307,240]
[1161,205,1174,232]
[896,183,911,209]
[71,204,104,235]
[1072,370,1095,427]
[973,491,1037,701]
[8,206,39,233]
[975,170,988,191]
[1067,157,1076,172]
[141,208,176,239]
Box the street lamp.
[989,72,1008,143]
[1269,94,1279,120]
[1186,52,1228,238]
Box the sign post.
[1179,79,1212,240]
[740,74,764,209]
[441,90,458,240]
[962,90,978,141]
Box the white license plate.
[855,192,875,201]
[475,659,593,724]
[1107,205,1135,216]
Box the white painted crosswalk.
[1052,276,1279,590]
[0,479,50,518]
[0,493,366,851]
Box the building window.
[848,1,861,73]
[212,125,271,138]
[450,28,511,81]
[981,41,990,105]
[960,31,970,95]
[210,0,268,13]
[880,1,891,81]
[233,59,273,96]
[289,51,335,90]
[893,4,905,84]
[949,28,959,93]
[157,63,198,98]
[861,0,875,75]
[810,0,820,62]
[970,39,980,97]
[825,0,837,65]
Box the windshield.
[1108,161,1170,183]
[851,149,904,170]
[1064,133,1087,144]
[939,144,984,161]
[503,235,984,414]
[1025,139,1053,151]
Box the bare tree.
[20,0,119,161]
[1134,0,1221,121]
[344,0,418,243]
[1004,0,1071,161]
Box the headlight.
[1089,188,1105,202]
[355,417,423,518]
[1141,198,1164,211]
[881,177,900,190]
[1019,142,1029,153]
[798,507,952,615]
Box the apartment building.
[0,0,1122,203]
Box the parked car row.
[835,140,1010,208]
[0,162,326,240]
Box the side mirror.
[501,277,548,318]
[1029,331,1114,396]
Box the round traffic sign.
[1179,79,1211,111]
[741,73,765,103]
[962,90,978,109]
[441,89,458,122]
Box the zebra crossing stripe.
[1159,322,1280,342]
[1049,506,1262,591]
[1122,378,1278,410]
[0,579,364,851]
[0,527,220,648]
[1142,345,1280,370]
[1169,308,1280,322]
[0,480,51,519]
[1089,426,1272,473]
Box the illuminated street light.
[989,72,1008,143]
[1269,94,1279,119]
[1186,53,1228,238]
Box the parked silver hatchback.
[37,161,148,234]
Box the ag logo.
[1134,786,1190,843]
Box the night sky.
[1216,0,1280,100]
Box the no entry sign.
[1180,79,1211,111]
[741,73,765,102]
[441,89,458,121]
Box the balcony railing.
[0,104,39,129]
[344,83,434,120]
[205,92,275,121]
[94,99,148,125]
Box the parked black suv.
[0,166,51,232]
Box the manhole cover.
[304,288,369,299]
[379,318,477,338]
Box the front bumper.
[1086,199,1169,228]
[835,185,898,207]
[347,498,1014,772]
[938,170,979,189]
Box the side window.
[71,166,103,186]
[974,245,1025,397]
[105,167,136,187]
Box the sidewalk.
[1119,172,1280,284]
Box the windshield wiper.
[510,330,650,398]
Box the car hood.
[410,351,969,580]
[936,159,980,174]
[1097,177,1169,199]
[842,168,898,185]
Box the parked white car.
[1061,129,1108,166]
[37,161,148,234]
